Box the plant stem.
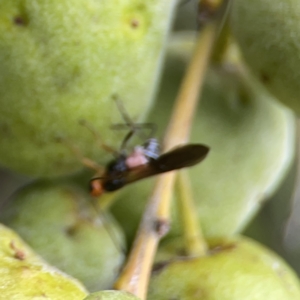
[114,21,218,300]
[176,170,208,256]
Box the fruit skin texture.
[0,0,176,177]
[111,34,295,242]
[0,223,88,299]
[148,236,300,300]
[83,290,141,300]
[230,0,300,115]
[0,180,125,292]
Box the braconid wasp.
[88,97,209,197]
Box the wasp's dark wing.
[126,144,209,184]
[153,144,209,171]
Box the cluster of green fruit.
[0,0,300,299]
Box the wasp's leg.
[112,94,135,127]
[55,135,104,173]
[111,123,156,138]
[111,122,157,149]
[78,119,119,158]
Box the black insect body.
[89,97,209,197]
[90,141,209,197]
[101,154,128,192]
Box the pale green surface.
[0,181,125,292]
[111,34,295,241]
[231,0,300,115]
[148,236,300,300]
[0,0,176,176]
[83,290,141,300]
[0,223,88,299]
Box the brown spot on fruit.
[130,19,140,28]
[13,16,27,26]
[10,240,26,260]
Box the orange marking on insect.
[90,179,104,197]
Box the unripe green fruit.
[0,0,176,177]
[0,181,125,292]
[111,33,295,241]
[0,223,88,299]
[148,236,300,300]
[230,0,300,114]
[83,290,141,300]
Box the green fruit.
[148,236,300,300]
[244,157,297,250]
[0,0,176,177]
[0,180,125,292]
[111,33,295,241]
[230,0,300,114]
[83,290,141,300]
[0,223,88,299]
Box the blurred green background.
[1,0,300,284]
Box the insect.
[90,142,209,197]
[89,99,210,197]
